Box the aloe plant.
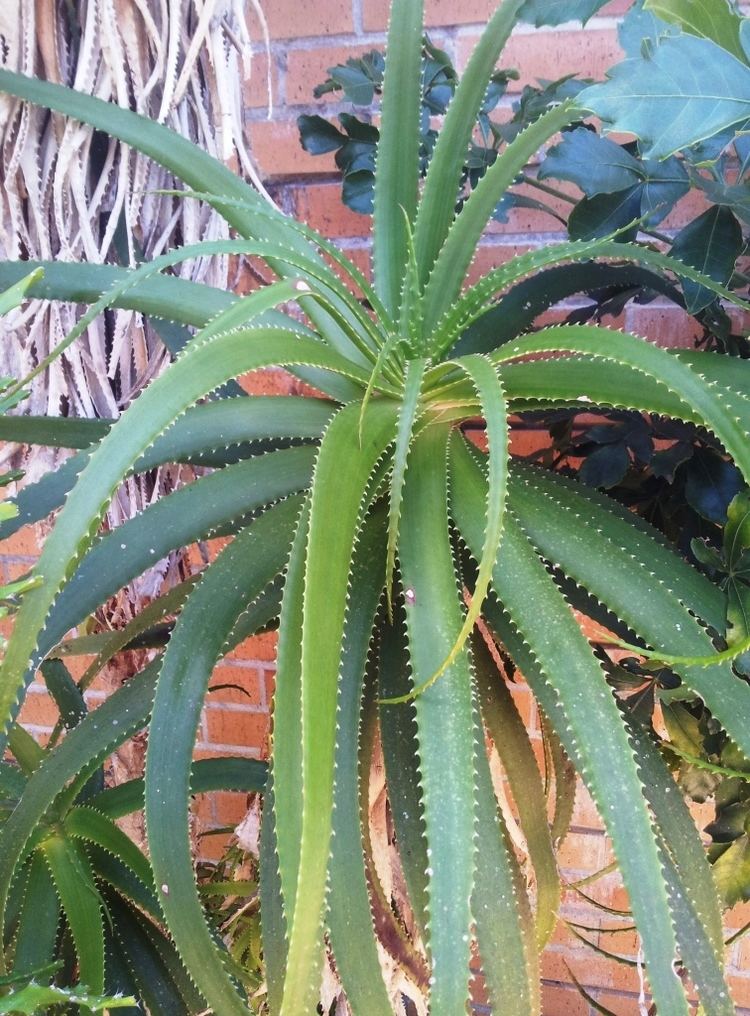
[1,0,750,1012]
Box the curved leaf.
[145,502,305,1015]
[0,324,364,750]
[40,835,105,996]
[473,637,559,949]
[451,435,690,1015]
[492,326,750,486]
[279,400,396,1015]
[0,662,160,940]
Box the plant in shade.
[1,0,750,1013]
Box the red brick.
[197,829,233,861]
[247,0,353,41]
[589,990,649,1015]
[625,305,703,350]
[246,120,336,178]
[225,631,278,664]
[364,0,626,31]
[569,782,602,834]
[545,946,645,994]
[4,560,36,582]
[509,681,536,729]
[733,927,750,970]
[208,664,266,708]
[486,180,578,235]
[510,426,552,458]
[328,245,371,282]
[660,187,712,231]
[205,708,269,751]
[541,983,588,1015]
[1,525,42,558]
[213,790,252,826]
[286,45,375,106]
[238,366,297,396]
[458,28,621,89]
[726,899,750,933]
[293,183,371,238]
[243,53,277,110]
[557,829,606,875]
[18,690,60,729]
[728,972,750,1009]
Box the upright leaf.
[279,401,396,1015]
[372,0,424,314]
[392,423,477,1016]
[414,0,526,281]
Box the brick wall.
[4,1,750,1012]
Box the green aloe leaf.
[378,624,429,932]
[386,357,427,615]
[438,355,508,680]
[0,414,109,449]
[508,465,750,761]
[270,499,309,932]
[451,435,690,1015]
[372,0,424,314]
[628,721,731,1013]
[11,853,60,978]
[327,507,392,1015]
[474,637,559,949]
[0,399,330,543]
[106,894,205,1014]
[0,269,43,316]
[472,693,541,1015]
[414,0,526,281]
[260,774,287,1015]
[0,72,377,379]
[423,101,577,333]
[438,237,749,350]
[89,757,267,820]
[0,983,135,1014]
[64,807,154,893]
[40,836,105,997]
[146,504,296,1015]
[0,259,236,329]
[0,323,362,750]
[0,662,160,941]
[90,847,162,926]
[492,326,750,485]
[278,402,396,1014]
[391,423,477,1015]
[36,454,311,666]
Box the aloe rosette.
[0,0,749,1012]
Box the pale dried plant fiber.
[0,0,272,598]
[0,0,272,423]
